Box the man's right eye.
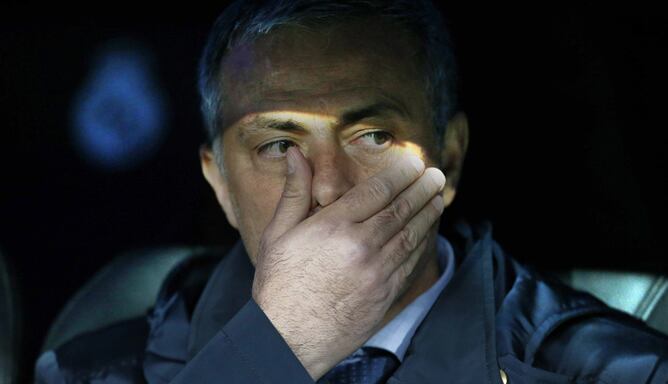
[257,139,296,158]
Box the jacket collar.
[187,219,502,384]
[187,240,255,359]
[388,220,502,383]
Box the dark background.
[1,2,666,381]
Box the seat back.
[0,249,20,384]
[559,270,668,334]
[42,247,206,352]
[44,246,668,355]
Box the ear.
[440,112,470,208]
[200,144,239,229]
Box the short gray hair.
[198,0,458,144]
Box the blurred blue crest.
[72,40,166,170]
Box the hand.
[251,147,446,380]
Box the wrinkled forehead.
[217,17,430,130]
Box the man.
[36,1,668,383]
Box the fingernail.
[429,168,446,191]
[286,148,295,174]
[407,155,424,173]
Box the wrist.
[252,297,339,380]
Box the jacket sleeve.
[170,298,315,384]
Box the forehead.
[218,17,430,129]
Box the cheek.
[228,169,286,255]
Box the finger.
[388,234,430,301]
[380,195,444,279]
[360,167,445,248]
[331,154,425,222]
[263,146,313,244]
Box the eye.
[257,139,296,158]
[353,131,394,148]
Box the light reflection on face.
[211,17,442,263]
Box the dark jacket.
[35,220,668,383]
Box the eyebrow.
[237,101,408,142]
[237,119,307,144]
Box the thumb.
[263,146,312,244]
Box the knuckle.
[399,227,419,252]
[390,197,413,222]
[321,217,341,236]
[361,269,392,303]
[351,241,371,261]
[257,234,273,255]
[398,262,411,281]
[361,267,383,290]
[338,189,363,211]
[385,246,404,268]
[374,283,393,304]
[366,176,392,202]
[342,234,372,264]
[369,208,394,228]
[281,184,302,200]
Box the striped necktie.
[317,346,400,384]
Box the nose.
[308,145,355,210]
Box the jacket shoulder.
[535,309,668,382]
[36,317,149,383]
[495,250,668,382]
[35,246,226,383]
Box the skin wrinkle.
[219,20,427,131]
[225,90,417,134]
[218,21,426,124]
[258,91,412,120]
[200,8,453,146]
[235,108,409,151]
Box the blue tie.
[316,347,400,384]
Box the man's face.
[202,17,461,263]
